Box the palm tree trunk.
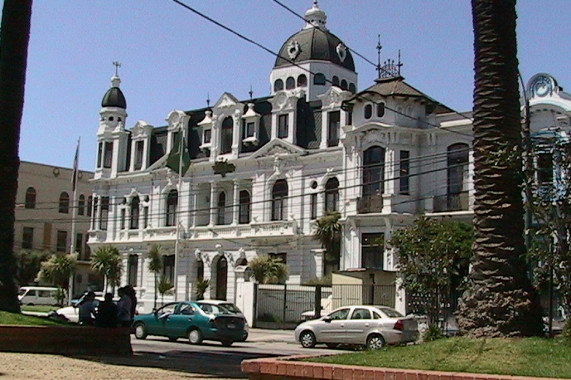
[456,0,542,337]
[0,0,33,313]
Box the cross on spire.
[112,61,122,76]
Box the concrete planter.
[0,325,132,356]
[242,356,554,380]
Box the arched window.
[377,103,385,117]
[364,104,373,119]
[332,76,339,86]
[313,73,326,85]
[362,146,385,197]
[286,76,295,90]
[217,192,226,225]
[59,192,70,214]
[239,190,251,224]
[274,79,284,92]
[341,79,348,90]
[271,179,288,221]
[87,196,93,217]
[25,187,36,209]
[349,83,356,93]
[78,194,85,215]
[325,177,339,212]
[220,116,233,154]
[130,196,140,229]
[165,189,178,227]
[297,74,307,87]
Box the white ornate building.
[87,2,571,314]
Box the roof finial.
[376,35,383,79]
[249,85,254,101]
[112,61,121,76]
[206,93,210,108]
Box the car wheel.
[366,334,385,350]
[168,337,178,342]
[134,323,147,340]
[221,339,233,347]
[188,328,203,344]
[299,331,316,348]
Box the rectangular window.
[120,208,126,230]
[84,234,91,261]
[100,196,109,230]
[327,111,340,146]
[244,122,255,138]
[537,153,553,185]
[203,129,211,144]
[97,142,103,168]
[361,233,384,269]
[56,230,68,252]
[75,233,83,258]
[310,193,318,220]
[103,142,113,169]
[134,141,144,170]
[143,206,149,228]
[128,254,138,287]
[399,150,410,195]
[272,198,284,221]
[163,255,175,284]
[278,114,288,138]
[22,227,34,249]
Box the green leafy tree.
[36,253,77,305]
[15,249,51,285]
[194,279,210,300]
[157,275,174,306]
[90,246,123,294]
[456,0,543,337]
[147,244,163,309]
[0,0,33,313]
[313,211,341,270]
[247,255,288,284]
[390,217,473,327]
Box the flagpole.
[69,137,80,304]
[173,123,185,301]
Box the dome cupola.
[101,74,127,109]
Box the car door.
[314,307,350,344]
[344,307,372,345]
[165,302,197,338]
[149,303,178,336]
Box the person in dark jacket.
[95,293,118,328]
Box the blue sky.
[17,0,570,171]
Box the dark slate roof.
[344,76,453,114]
[274,27,355,72]
[101,87,127,109]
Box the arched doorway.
[216,256,228,300]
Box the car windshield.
[197,302,234,315]
[18,289,27,296]
[377,307,403,318]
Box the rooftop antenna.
[376,35,383,79]
[112,61,121,76]
[206,93,210,109]
[249,85,254,101]
[397,50,403,76]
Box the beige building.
[15,161,102,294]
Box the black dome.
[274,27,355,72]
[101,87,126,109]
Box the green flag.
[166,132,191,175]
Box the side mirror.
[323,316,332,323]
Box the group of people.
[78,286,137,328]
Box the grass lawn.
[304,337,571,379]
[0,310,69,326]
[20,305,60,313]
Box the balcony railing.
[433,191,469,212]
[357,194,384,214]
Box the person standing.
[116,287,132,327]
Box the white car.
[295,305,418,350]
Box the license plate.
[227,323,236,329]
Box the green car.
[133,301,247,346]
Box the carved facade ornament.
[287,40,301,60]
[336,43,347,62]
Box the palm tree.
[147,244,163,309]
[0,0,33,313]
[247,255,288,284]
[456,0,542,337]
[194,279,210,300]
[313,211,341,271]
[157,276,174,306]
[36,253,77,305]
[90,246,123,294]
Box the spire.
[111,61,122,88]
[304,0,327,30]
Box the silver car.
[294,305,418,350]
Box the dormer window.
[274,79,284,92]
[377,103,385,118]
[286,77,295,90]
[297,74,307,87]
[198,110,213,151]
[278,114,289,138]
[204,129,212,144]
[242,103,260,145]
[364,104,373,119]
